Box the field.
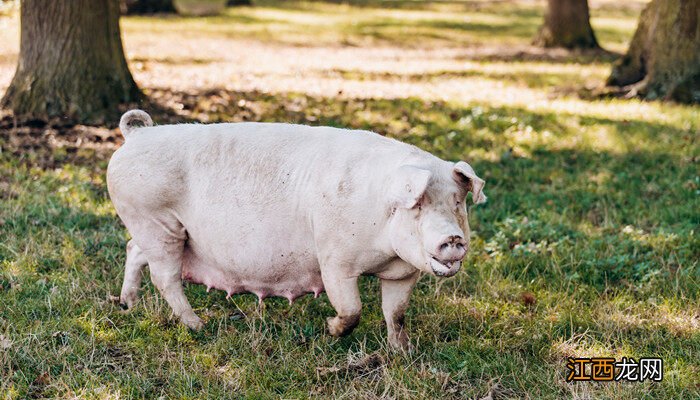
[0,0,698,398]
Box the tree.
[607,0,699,103]
[534,0,599,49]
[1,0,141,124]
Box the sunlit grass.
[119,0,636,49]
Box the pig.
[107,110,486,350]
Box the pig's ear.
[388,165,432,209]
[454,161,487,204]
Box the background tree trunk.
[607,0,699,103]
[534,0,599,49]
[1,0,141,124]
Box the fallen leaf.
[0,335,11,350]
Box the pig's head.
[386,161,486,277]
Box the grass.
[123,0,640,51]
[1,0,699,399]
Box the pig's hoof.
[119,292,138,310]
[182,314,204,331]
[326,315,359,337]
[327,317,344,336]
[388,333,412,352]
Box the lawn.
[0,0,698,398]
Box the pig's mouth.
[429,257,461,277]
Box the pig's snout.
[435,235,467,262]
[428,234,467,277]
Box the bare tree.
[534,0,599,49]
[1,0,141,124]
[607,0,699,103]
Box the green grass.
[1,90,698,399]
[1,0,700,398]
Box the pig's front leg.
[322,267,361,337]
[381,271,420,350]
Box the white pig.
[108,110,486,350]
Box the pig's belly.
[180,239,324,303]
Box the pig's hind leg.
[145,240,204,330]
[119,240,148,310]
[127,216,204,330]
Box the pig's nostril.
[456,243,464,250]
[448,235,463,243]
[440,243,449,251]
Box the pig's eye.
[456,200,468,212]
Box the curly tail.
[119,110,153,138]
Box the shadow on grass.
[129,11,281,26]
[347,17,538,42]
[325,67,606,91]
[450,46,621,64]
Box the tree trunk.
[534,0,599,49]
[607,0,700,103]
[1,0,141,124]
